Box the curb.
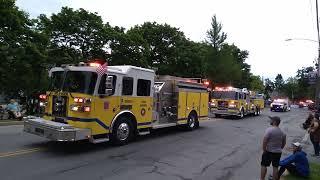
[0,120,24,126]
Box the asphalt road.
[0,108,310,180]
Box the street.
[0,108,310,180]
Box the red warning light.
[203,80,210,86]
[39,94,47,99]
[89,63,100,67]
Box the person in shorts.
[260,116,286,180]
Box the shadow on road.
[23,125,208,156]
[209,113,268,120]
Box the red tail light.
[39,94,47,100]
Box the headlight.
[210,102,216,107]
[39,102,47,107]
[229,104,236,108]
[70,105,80,111]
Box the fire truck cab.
[210,87,262,118]
[24,63,208,145]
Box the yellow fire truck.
[24,62,209,145]
[210,87,263,118]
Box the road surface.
[0,108,310,180]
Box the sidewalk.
[0,119,24,126]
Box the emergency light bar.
[214,86,234,91]
[60,59,106,68]
[89,63,101,67]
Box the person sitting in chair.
[278,142,309,179]
[6,99,22,120]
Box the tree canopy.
[264,67,316,101]
[1,1,263,98]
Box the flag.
[96,62,107,76]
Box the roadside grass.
[284,163,320,180]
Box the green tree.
[39,7,114,64]
[274,74,285,92]
[264,78,274,99]
[206,15,227,50]
[295,67,315,100]
[206,44,242,86]
[282,77,299,100]
[124,22,190,75]
[0,0,49,97]
[109,26,150,67]
[204,15,252,88]
[249,75,264,92]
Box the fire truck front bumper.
[23,117,91,142]
[210,108,240,116]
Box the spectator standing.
[308,117,320,156]
[260,116,286,180]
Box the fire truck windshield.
[212,91,238,100]
[62,71,97,94]
[49,71,63,90]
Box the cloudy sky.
[16,0,319,80]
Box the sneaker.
[268,175,273,180]
[311,154,320,157]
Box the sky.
[16,0,319,80]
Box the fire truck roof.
[49,64,155,76]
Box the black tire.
[110,116,135,146]
[238,109,244,119]
[254,107,258,116]
[185,112,198,131]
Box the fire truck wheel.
[254,107,259,116]
[186,113,198,131]
[111,116,134,145]
[239,109,244,119]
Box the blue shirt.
[6,103,19,112]
[279,150,309,177]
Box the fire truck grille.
[273,105,281,109]
[218,101,228,108]
[52,96,68,117]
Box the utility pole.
[316,0,320,112]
